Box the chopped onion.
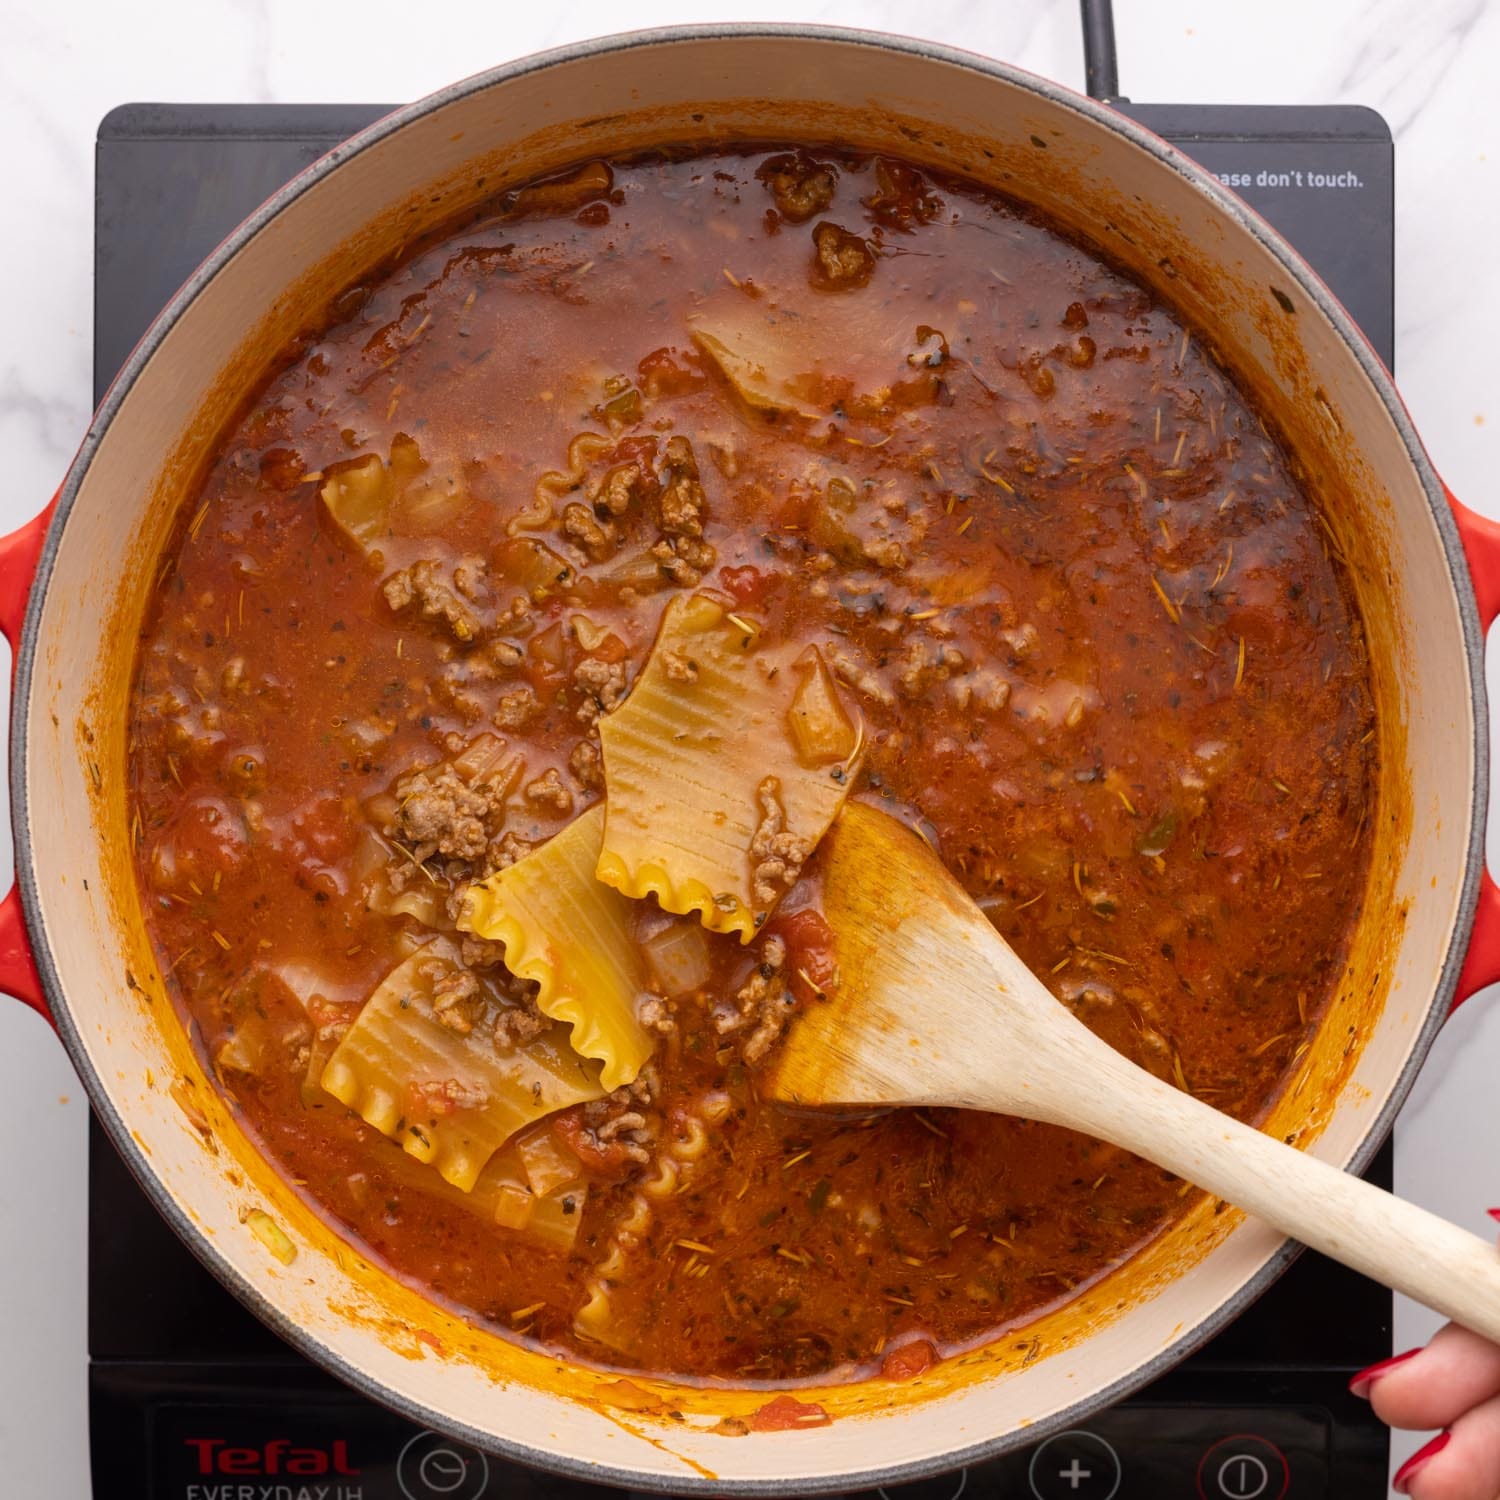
[452,732,508,782]
[605,550,669,593]
[300,1034,336,1109]
[493,537,573,601]
[516,1123,583,1196]
[491,1182,535,1232]
[213,1025,266,1076]
[787,646,857,766]
[527,1184,588,1252]
[320,455,390,552]
[641,920,712,996]
[529,621,567,669]
[400,470,469,533]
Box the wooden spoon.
[764,801,1500,1342]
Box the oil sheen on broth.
[128,147,1376,1384]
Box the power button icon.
[397,1430,490,1500]
[1196,1436,1289,1500]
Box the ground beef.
[637,994,676,1036]
[749,781,811,910]
[897,641,966,698]
[863,157,944,229]
[758,151,837,223]
[562,501,616,560]
[486,639,524,669]
[574,657,631,724]
[431,968,483,1036]
[861,535,908,570]
[578,1067,660,1164]
[433,662,486,721]
[597,1110,648,1141]
[523,766,574,815]
[452,556,488,602]
[494,685,540,730]
[662,646,698,683]
[650,535,716,586]
[830,647,896,706]
[587,460,649,516]
[382,557,487,643]
[716,936,794,1064]
[493,988,549,1048]
[811,222,876,290]
[390,764,500,863]
[459,935,508,969]
[408,1077,489,1116]
[658,437,707,538]
[948,671,1012,713]
[569,737,603,788]
[486,829,535,870]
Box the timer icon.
[396,1430,491,1500]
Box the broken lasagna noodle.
[128,144,1377,1383]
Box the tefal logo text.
[184,1439,361,1476]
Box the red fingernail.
[1349,1348,1420,1399]
[1393,1430,1451,1494]
[1487,1207,1500,1223]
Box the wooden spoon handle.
[1054,1032,1500,1344]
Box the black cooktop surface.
[91,100,1397,1499]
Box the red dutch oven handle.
[1450,491,1500,1007]
[0,497,58,1025]
[0,491,1496,1024]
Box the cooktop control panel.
[93,1362,1379,1498]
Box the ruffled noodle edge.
[594,846,758,945]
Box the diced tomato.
[748,1394,832,1432]
[719,565,771,607]
[614,435,661,473]
[766,907,839,1002]
[879,1338,937,1381]
[553,1108,639,1181]
[406,1079,487,1118]
[637,346,706,400]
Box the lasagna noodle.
[320,937,604,1191]
[460,804,654,1091]
[357,1136,591,1254]
[596,592,863,940]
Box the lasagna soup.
[129,146,1376,1384]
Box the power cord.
[1079,0,1127,103]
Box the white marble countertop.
[0,0,1496,1493]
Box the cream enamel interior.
[19,29,1475,1492]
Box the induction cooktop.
[89,97,1397,1500]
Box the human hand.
[1354,1264,1500,1499]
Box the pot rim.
[14,22,1486,1495]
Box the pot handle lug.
[0,496,58,1024]
[1449,487,1500,1009]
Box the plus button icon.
[1028,1429,1121,1499]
